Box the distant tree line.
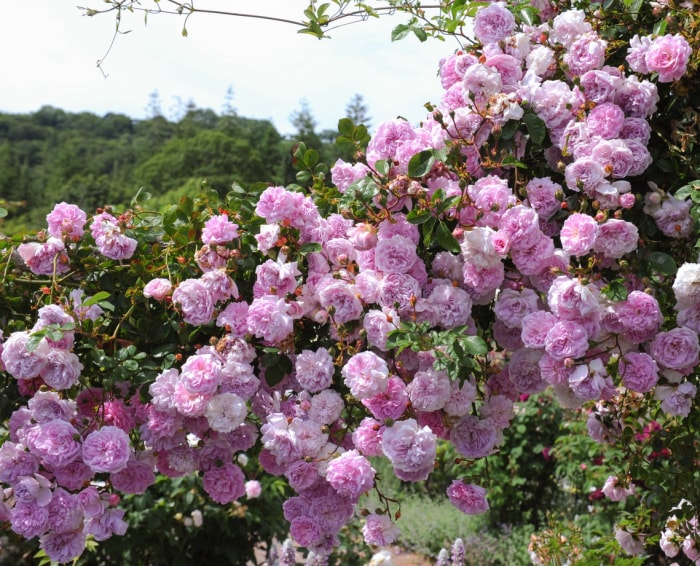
[0,93,371,232]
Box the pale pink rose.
[341,351,389,400]
[362,513,400,546]
[143,278,172,300]
[602,475,635,501]
[593,219,639,259]
[362,376,408,421]
[26,419,82,468]
[450,415,498,458]
[172,279,215,326]
[473,2,514,44]
[46,202,87,240]
[626,34,653,73]
[82,426,131,473]
[326,449,375,499]
[201,214,238,244]
[619,352,659,393]
[446,480,489,514]
[202,462,246,504]
[650,327,700,371]
[374,235,418,274]
[17,238,70,275]
[645,34,692,82]
[382,418,437,481]
[564,32,607,76]
[245,480,262,499]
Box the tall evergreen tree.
[345,93,371,128]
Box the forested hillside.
[0,103,349,233]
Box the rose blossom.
[39,349,83,390]
[318,281,363,324]
[1,331,50,380]
[17,238,70,275]
[655,382,697,417]
[39,530,87,564]
[362,513,400,546]
[201,214,238,245]
[521,311,558,349]
[143,278,172,300]
[308,389,344,425]
[382,418,437,481]
[446,480,489,514]
[592,219,639,259]
[619,352,659,393]
[26,419,82,468]
[362,376,408,421]
[450,415,498,458]
[374,235,418,274]
[473,2,515,44]
[564,32,607,77]
[650,327,700,371]
[507,348,547,393]
[172,279,215,326]
[202,462,246,504]
[341,351,389,400]
[615,528,645,556]
[325,449,375,499]
[602,475,635,502]
[352,418,384,457]
[82,426,131,473]
[46,202,87,239]
[205,392,247,433]
[494,288,539,329]
[246,295,294,344]
[544,320,589,361]
[614,291,663,344]
[295,347,335,393]
[645,34,692,82]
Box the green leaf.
[422,216,437,247]
[374,160,390,176]
[303,148,319,168]
[434,222,461,253]
[337,118,354,137]
[82,291,111,307]
[0,207,8,218]
[300,242,322,254]
[522,112,546,145]
[412,27,428,42]
[601,280,629,302]
[649,252,677,276]
[500,120,519,140]
[391,23,410,42]
[518,6,539,25]
[459,335,488,356]
[653,19,668,35]
[296,170,312,184]
[406,208,433,225]
[407,149,435,178]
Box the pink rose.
[143,278,172,300]
[446,480,489,514]
[82,426,131,473]
[326,449,375,499]
[202,462,245,504]
[645,34,692,82]
[473,2,515,44]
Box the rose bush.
[1,0,700,563]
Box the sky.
[1,1,457,135]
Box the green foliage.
[77,474,290,566]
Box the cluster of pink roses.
[0,2,698,563]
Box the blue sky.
[2,1,455,134]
